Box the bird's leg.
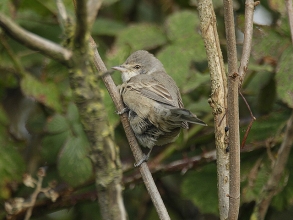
[134,147,153,167]
[116,107,130,115]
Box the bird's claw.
[134,154,149,167]
[116,107,129,115]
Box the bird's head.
[112,50,165,82]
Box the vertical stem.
[197,1,229,219]
[223,0,240,219]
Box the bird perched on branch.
[112,50,207,166]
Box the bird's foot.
[134,148,152,167]
[116,107,129,115]
[134,154,149,167]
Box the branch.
[89,38,171,220]
[11,151,217,220]
[73,0,88,49]
[238,0,259,84]
[286,0,293,44]
[223,0,240,219]
[0,13,72,65]
[86,0,102,26]
[239,92,256,149]
[253,111,293,220]
[56,0,69,31]
[124,150,217,185]
[197,0,229,218]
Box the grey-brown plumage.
[112,50,206,165]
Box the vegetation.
[0,0,293,219]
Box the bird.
[112,50,207,166]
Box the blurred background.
[0,0,293,219]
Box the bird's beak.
[112,65,127,72]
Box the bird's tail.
[169,108,207,126]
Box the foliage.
[0,0,293,219]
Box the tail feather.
[169,108,207,126]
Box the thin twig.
[239,92,255,120]
[55,0,68,31]
[223,0,240,219]
[286,0,293,44]
[238,0,259,85]
[0,13,72,65]
[239,92,256,149]
[241,119,254,149]
[124,150,217,185]
[24,170,45,220]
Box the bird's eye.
[134,65,141,69]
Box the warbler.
[112,50,206,166]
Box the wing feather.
[126,78,176,107]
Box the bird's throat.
[121,71,139,82]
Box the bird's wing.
[127,77,176,107]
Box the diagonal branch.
[0,13,72,65]
[223,0,240,219]
[89,38,171,220]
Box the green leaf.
[116,23,167,51]
[241,110,290,143]
[58,136,93,187]
[257,75,276,114]
[156,11,206,89]
[92,18,126,36]
[276,47,293,108]
[20,74,62,112]
[0,143,25,199]
[271,150,293,210]
[0,0,11,14]
[46,114,69,134]
[157,44,206,88]
[181,163,218,215]
[165,10,201,43]
[158,45,192,87]
[41,131,70,164]
[252,29,289,60]
[66,102,80,124]
[242,159,271,202]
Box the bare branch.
[0,13,72,65]
[238,0,259,85]
[87,0,102,26]
[239,92,256,149]
[197,0,229,218]
[253,111,293,220]
[89,38,171,220]
[223,0,240,218]
[56,0,69,31]
[124,150,217,185]
[286,0,293,44]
